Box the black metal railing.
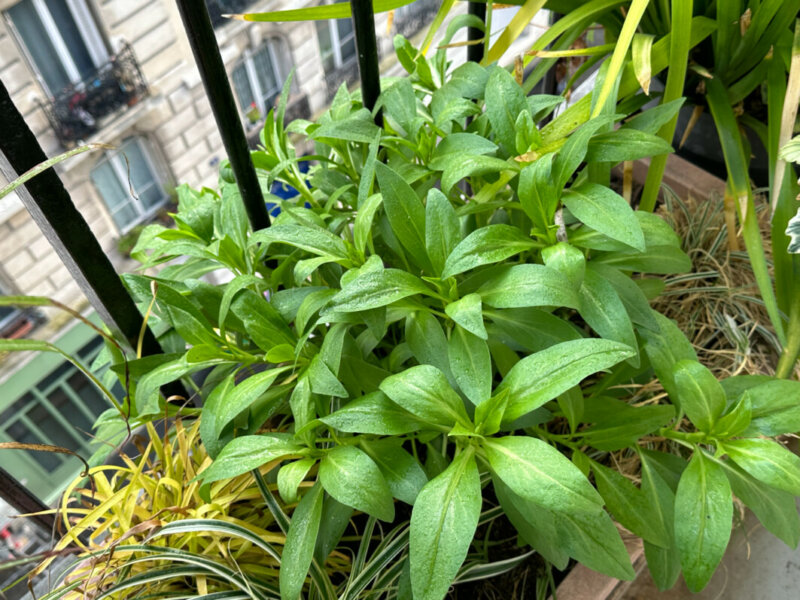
[394,0,439,39]
[37,43,148,148]
[206,0,259,28]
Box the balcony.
[206,0,259,29]
[37,43,148,148]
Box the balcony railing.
[206,0,259,28]
[37,43,148,148]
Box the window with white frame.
[5,0,107,97]
[315,2,356,72]
[90,138,168,232]
[232,39,286,118]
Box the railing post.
[174,0,270,231]
[0,466,54,533]
[349,0,382,124]
[0,80,166,358]
[467,1,487,63]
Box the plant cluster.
[62,28,797,599]
[2,2,800,600]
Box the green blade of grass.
[638,0,693,212]
[705,77,786,347]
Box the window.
[6,0,107,97]
[232,40,284,117]
[90,138,167,232]
[315,3,356,72]
[0,336,115,500]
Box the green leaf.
[585,128,673,163]
[578,268,638,366]
[486,307,581,353]
[240,0,415,21]
[494,478,570,570]
[410,448,481,600]
[425,188,460,276]
[332,269,431,312]
[406,311,453,382]
[720,438,800,496]
[307,354,348,398]
[374,162,432,272]
[484,436,603,514]
[382,77,418,134]
[354,193,383,258]
[253,223,349,260]
[639,450,681,591]
[743,379,800,436]
[320,391,423,435]
[555,507,635,580]
[319,445,395,521]
[445,294,487,340]
[557,386,583,433]
[136,355,223,416]
[552,115,617,190]
[710,395,752,439]
[592,461,669,547]
[640,311,698,405]
[362,439,428,505]
[474,389,509,436]
[484,66,528,154]
[379,365,471,429]
[497,339,635,423]
[623,98,685,135]
[562,182,645,251]
[593,244,692,274]
[277,458,316,504]
[580,398,676,451]
[436,154,511,194]
[541,242,585,289]
[587,263,659,331]
[672,360,726,432]
[280,481,324,600]
[675,451,732,593]
[213,367,290,440]
[717,458,800,548]
[231,289,295,350]
[477,264,580,309]
[199,374,236,459]
[198,434,305,484]
[517,156,556,234]
[442,225,537,279]
[448,324,492,405]
[311,111,382,143]
[431,132,497,162]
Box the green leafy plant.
[5,10,800,599]
[86,28,800,598]
[530,0,800,377]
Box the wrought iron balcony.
[37,43,148,148]
[206,0,259,29]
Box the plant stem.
[776,297,800,379]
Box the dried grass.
[650,187,798,380]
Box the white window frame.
[92,138,168,234]
[319,17,356,70]
[5,0,107,96]
[234,40,284,115]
